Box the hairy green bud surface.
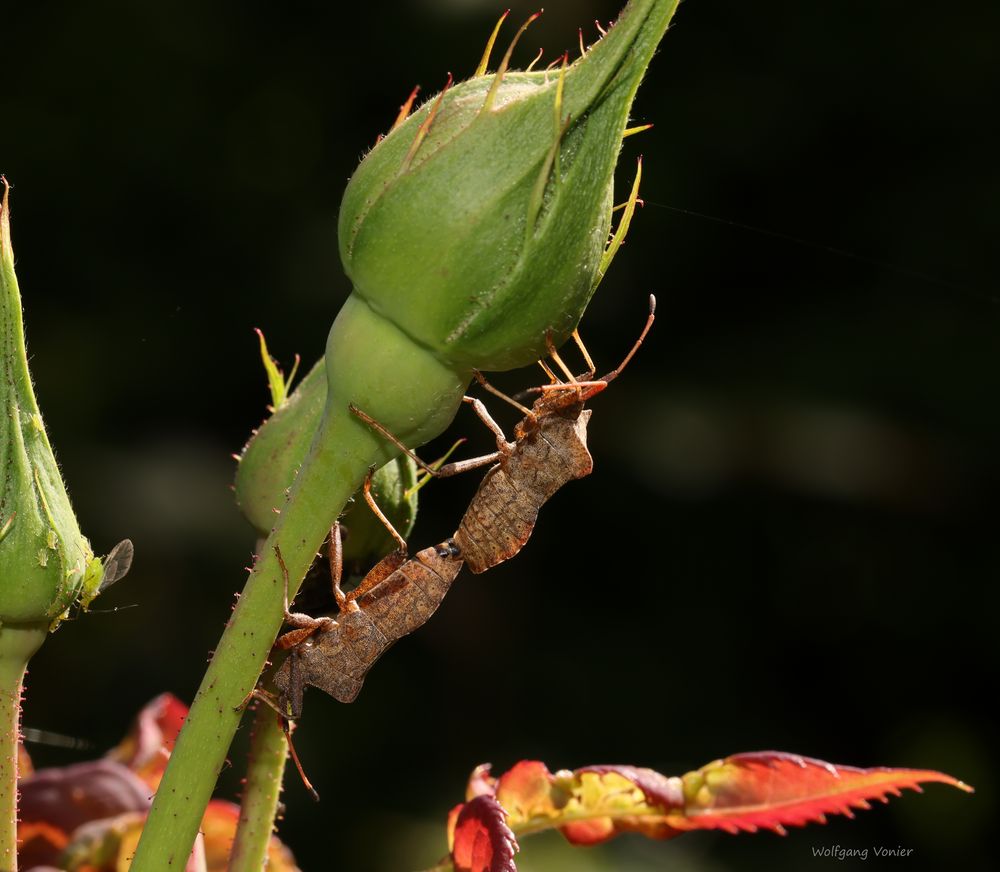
[236,0,680,528]
[0,181,100,627]
[339,0,679,370]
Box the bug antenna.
[482,10,542,113]
[281,718,320,801]
[601,294,656,384]
[475,9,511,77]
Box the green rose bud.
[0,180,105,629]
[234,350,418,560]
[236,0,679,518]
[339,0,678,370]
[131,6,683,861]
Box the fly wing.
[96,539,135,594]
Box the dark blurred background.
[3,0,997,869]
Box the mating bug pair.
[250,297,655,796]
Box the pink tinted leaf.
[451,795,519,872]
[675,751,974,835]
[466,763,498,800]
[106,693,188,789]
[19,760,151,835]
[18,761,151,867]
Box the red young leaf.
[437,751,972,868]
[18,760,152,866]
[676,751,974,835]
[451,795,519,872]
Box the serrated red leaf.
[675,751,974,835]
[451,795,519,872]
[436,751,971,870]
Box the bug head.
[533,293,656,409]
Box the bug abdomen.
[299,611,388,704]
[356,539,463,638]
[454,469,538,573]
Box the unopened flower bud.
[339,0,678,370]
[236,0,679,524]
[0,180,111,628]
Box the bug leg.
[345,548,407,603]
[351,395,511,481]
[473,371,537,425]
[405,437,469,497]
[242,685,283,716]
[281,715,319,801]
[571,328,597,379]
[349,404,439,476]
[327,523,349,611]
[333,470,410,606]
[363,468,408,554]
[538,359,562,384]
[274,544,334,636]
[544,332,578,384]
[431,450,503,478]
[464,395,512,449]
[254,651,319,800]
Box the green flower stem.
[130,416,371,869]
[0,620,47,872]
[226,704,288,872]
[133,0,679,860]
[132,299,469,868]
